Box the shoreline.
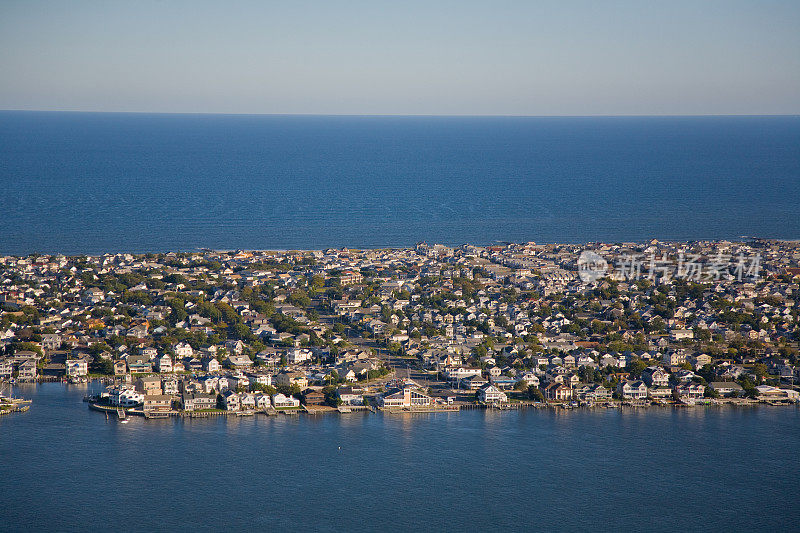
[4,236,800,259]
[5,381,797,422]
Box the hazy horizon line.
[2,109,799,119]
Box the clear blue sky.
[1,0,798,115]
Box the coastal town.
[1,239,799,419]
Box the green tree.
[528,386,545,402]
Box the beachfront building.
[65,358,89,378]
[223,390,241,411]
[618,380,648,400]
[379,386,433,408]
[708,382,744,397]
[143,394,172,414]
[18,360,37,381]
[543,382,572,401]
[478,384,508,404]
[272,393,300,408]
[181,392,218,411]
[337,386,364,406]
[673,383,705,399]
[108,386,144,407]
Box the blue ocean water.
[2,383,799,532]
[0,112,798,255]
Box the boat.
[117,407,129,423]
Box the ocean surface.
[1,383,799,532]
[0,112,799,255]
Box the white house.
[272,393,300,408]
[479,384,508,404]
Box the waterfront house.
[708,382,744,397]
[108,386,144,407]
[585,383,611,402]
[0,358,13,379]
[18,359,37,381]
[618,380,648,400]
[181,392,218,411]
[543,382,572,401]
[379,385,433,408]
[337,386,364,406]
[65,358,89,378]
[239,393,256,410]
[754,385,800,401]
[673,383,706,399]
[647,387,673,400]
[223,390,241,411]
[143,394,172,414]
[478,384,508,404]
[272,393,300,408]
[302,388,325,406]
[254,393,271,409]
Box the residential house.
[136,375,162,396]
[41,333,61,351]
[673,383,706,399]
[143,394,172,414]
[302,388,325,406]
[618,380,648,399]
[18,359,37,381]
[226,354,253,370]
[642,366,670,388]
[274,371,308,389]
[337,386,364,406]
[272,393,300,408]
[478,384,508,404]
[543,383,572,401]
[126,354,152,373]
[708,382,744,397]
[113,360,128,376]
[181,392,218,411]
[223,390,241,411]
[65,358,89,378]
[155,354,173,373]
[203,357,220,373]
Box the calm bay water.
[1,383,799,532]
[0,112,799,255]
